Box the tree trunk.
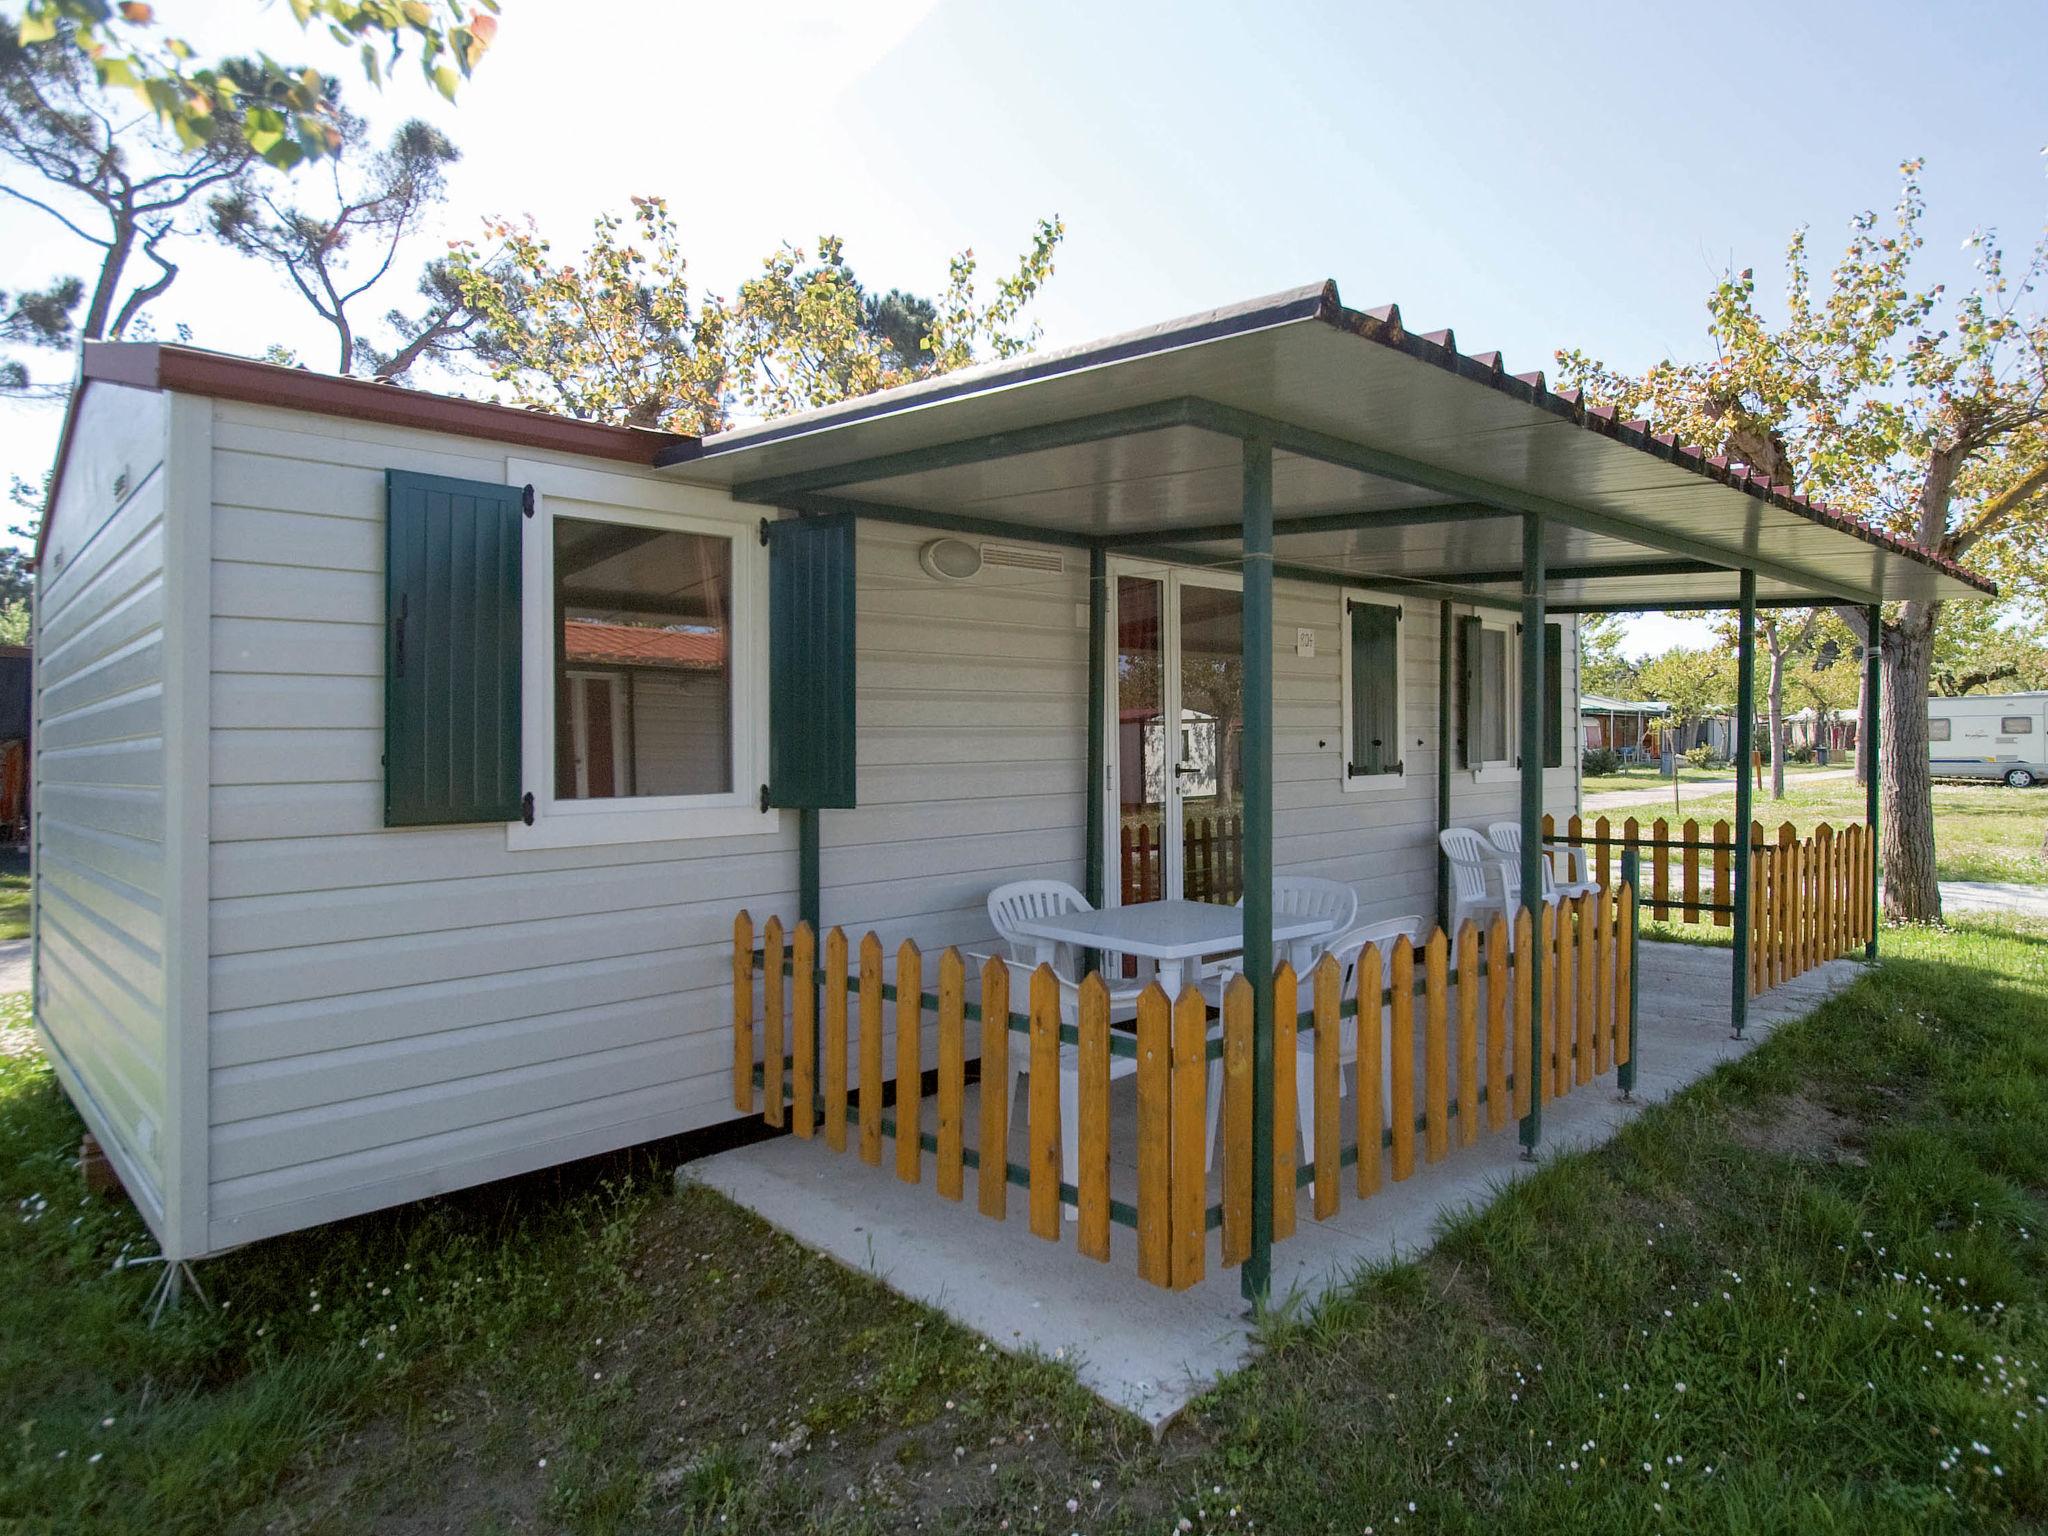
[1879,606,1941,923]
[80,217,137,342]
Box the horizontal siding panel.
[38,686,162,753]
[38,580,165,688]
[211,728,379,785]
[39,818,164,899]
[210,850,799,954]
[39,786,165,842]
[38,737,164,790]
[213,409,509,482]
[209,901,747,1012]
[41,540,163,662]
[212,948,701,1065]
[212,503,381,572]
[211,1035,696,1178]
[40,476,162,619]
[214,992,697,1122]
[40,631,164,722]
[209,781,381,841]
[38,851,164,955]
[213,617,379,677]
[211,673,380,730]
[212,560,375,625]
[210,823,792,899]
[207,1081,706,1250]
[39,876,166,1006]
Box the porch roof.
[659,281,1991,612]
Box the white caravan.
[1926,692,2048,787]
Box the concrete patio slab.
[687,940,1864,1430]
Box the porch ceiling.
[660,282,1992,611]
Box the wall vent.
[979,543,1064,575]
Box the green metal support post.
[1085,548,1108,910]
[1436,600,1453,935]
[798,807,821,934]
[1241,439,1276,1303]
[1865,604,1882,959]
[1517,513,1545,1158]
[1731,570,1756,1037]
[1618,846,1641,1097]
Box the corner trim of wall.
[160,392,213,1261]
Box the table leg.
[1158,958,1185,996]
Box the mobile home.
[32,283,1993,1268]
[1927,692,2047,787]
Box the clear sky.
[4,0,2043,655]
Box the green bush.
[1790,742,1816,764]
[1683,744,1722,769]
[1581,746,1621,776]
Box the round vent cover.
[918,537,983,581]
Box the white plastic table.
[1007,899,1337,995]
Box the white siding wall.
[34,384,173,1232]
[196,397,1578,1254]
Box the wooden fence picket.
[1513,910,1534,1118]
[935,947,965,1200]
[1652,816,1670,921]
[1170,984,1207,1290]
[894,939,921,1183]
[1389,937,1416,1181]
[1077,973,1111,1262]
[1576,891,1596,1086]
[1595,814,1614,892]
[1313,955,1342,1216]
[1551,898,1573,1099]
[1712,818,1731,928]
[1424,931,1450,1165]
[977,956,1008,1219]
[1456,924,1480,1148]
[1356,943,1384,1198]
[1134,983,1170,1286]
[1027,964,1060,1239]
[1485,915,1509,1133]
[791,922,816,1140]
[762,917,785,1128]
[1273,963,1299,1242]
[1594,884,1614,1074]
[1221,976,1254,1261]
[732,910,755,1113]
[824,927,849,1151]
[859,933,883,1165]
[1682,818,1701,923]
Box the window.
[2000,715,2033,735]
[552,515,734,801]
[1457,614,1515,769]
[513,461,769,851]
[1341,594,1403,783]
[1928,716,1952,741]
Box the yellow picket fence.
[731,883,1637,1291]
[1748,821,1873,994]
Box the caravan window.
[1928,716,1952,741]
[2001,716,2034,735]
[553,516,735,800]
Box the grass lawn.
[1649,777,2048,887]
[0,852,28,941]
[6,915,2048,1532]
[1581,757,1851,796]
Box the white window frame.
[1471,613,1517,781]
[509,458,773,851]
[1339,590,1405,790]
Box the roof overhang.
[659,281,1993,611]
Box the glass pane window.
[1479,625,1509,762]
[553,516,733,800]
[1347,600,1399,776]
[1927,717,1951,741]
[2000,715,2033,734]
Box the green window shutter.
[1456,615,1482,768]
[1544,621,1564,768]
[766,513,856,808]
[1347,600,1401,775]
[384,471,525,827]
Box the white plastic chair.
[1485,822,1589,903]
[1196,876,1361,1005]
[1202,914,1426,1182]
[982,880,1146,1217]
[1439,827,1516,939]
